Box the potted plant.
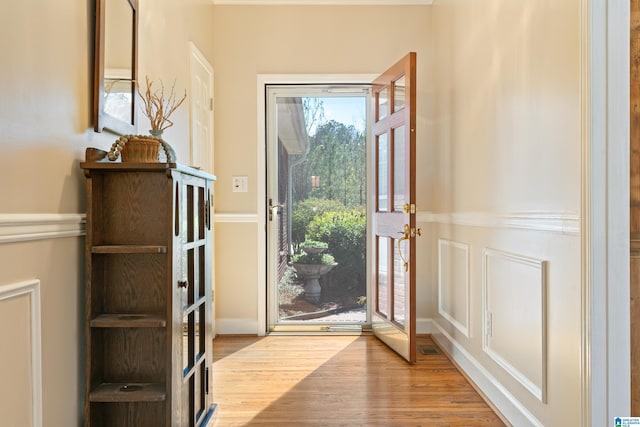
[137,75,187,136]
[108,76,186,163]
[290,240,337,304]
[299,240,328,256]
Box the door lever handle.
[397,224,422,272]
[268,198,284,221]
[397,224,411,272]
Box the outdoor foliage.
[292,120,366,207]
[285,98,368,305]
[299,240,328,250]
[291,198,345,246]
[291,252,335,265]
[306,208,366,290]
[278,266,304,300]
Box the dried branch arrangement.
[137,76,187,132]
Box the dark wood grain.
[93,402,166,427]
[90,313,167,328]
[101,328,166,382]
[89,382,166,402]
[81,163,215,426]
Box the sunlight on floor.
[211,336,359,426]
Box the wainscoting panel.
[482,249,547,402]
[438,239,470,337]
[0,279,42,427]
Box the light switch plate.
[232,176,248,193]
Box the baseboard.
[215,318,260,335]
[427,319,543,427]
[416,317,438,335]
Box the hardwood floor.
[211,334,507,426]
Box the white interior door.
[189,42,215,336]
[189,42,214,173]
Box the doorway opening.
[266,84,371,332]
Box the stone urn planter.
[291,241,337,304]
[291,262,337,304]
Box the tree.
[304,120,366,207]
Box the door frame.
[256,74,377,336]
[583,0,630,424]
[264,83,372,332]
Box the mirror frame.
[93,0,138,134]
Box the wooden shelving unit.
[81,161,216,427]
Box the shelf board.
[91,245,167,254]
[89,382,166,402]
[90,313,167,328]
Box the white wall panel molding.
[482,249,547,402]
[438,239,470,337]
[0,279,42,427]
[431,322,543,427]
[416,211,579,235]
[0,214,86,244]
[214,213,259,223]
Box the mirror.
[94,0,138,134]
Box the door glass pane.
[393,75,406,113]
[182,313,191,373]
[198,186,205,240]
[198,363,207,419]
[378,133,389,212]
[393,126,405,212]
[377,237,389,317]
[188,249,195,305]
[378,87,389,120]
[393,238,408,326]
[194,365,202,419]
[198,304,206,357]
[194,307,201,361]
[198,246,205,300]
[187,185,194,243]
[268,88,368,329]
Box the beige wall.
[211,4,433,332]
[0,0,215,425]
[429,0,581,425]
[431,0,580,214]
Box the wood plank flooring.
[211,334,507,426]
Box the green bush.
[291,252,335,265]
[306,208,366,290]
[291,198,345,246]
[278,266,304,299]
[299,240,328,250]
